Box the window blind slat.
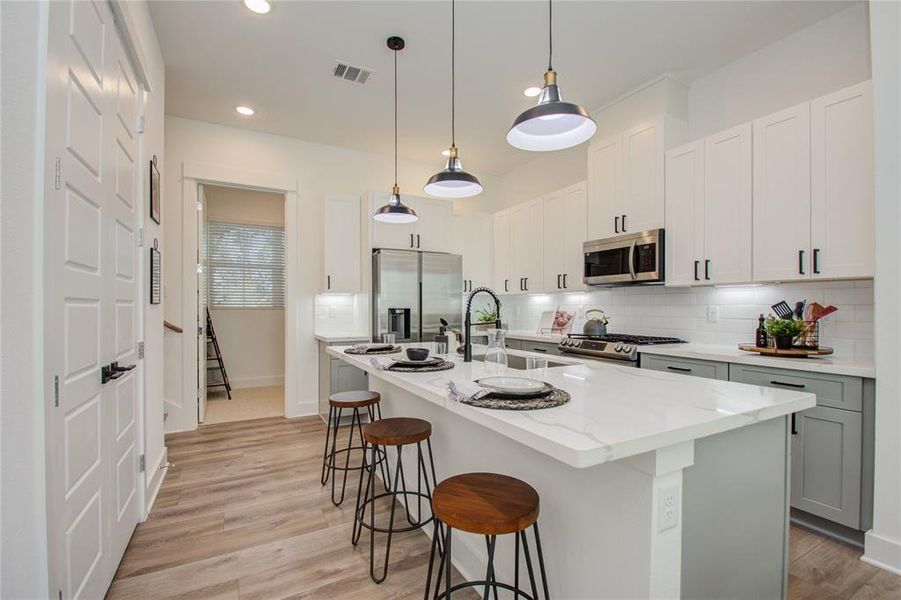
[206,220,285,307]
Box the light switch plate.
[706,306,719,323]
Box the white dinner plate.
[393,357,443,367]
[476,376,548,394]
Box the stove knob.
[621,345,633,354]
[573,340,582,348]
[614,343,623,352]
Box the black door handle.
[562,273,567,288]
[813,248,820,274]
[327,275,331,290]
[111,361,136,372]
[694,260,699,281]
[417,234,421,248]
[798,250,805,275]
[614,216,620,234]
[410,233,414,248]
[101,365,124,384]
[621,214,627,232]
[557,274,561,289]
[791,413,798,435]
[524,277,528,291]
[704,259,711,280]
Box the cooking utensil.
[583,309,609,336]
[771,301,794,319]
[815,305,838,321]
[794,301,805,319]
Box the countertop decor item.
[764,316,805,350]
[387,360,456,373]
[461,387,571,410]
[582,308,608,336]
[405,347,431,361]
[770,301,794,320]
[506,0,596,151]
[345,344,402,355]
[737,344,834,358]
[423,0,482,198]
[373,37,418,224]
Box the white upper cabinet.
[588,117,686,240]
[366,192,453,252]
[665,140,705,286]
[493,210,513,293]
[704,123,753,285]
[510,199,544,293]
[753,102,812,282]
[323,193,361,292]
[452,212,493,292]
[542,190,566,292]
[544,182,588,291]
[810,81,874,279]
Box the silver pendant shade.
[507,0,596,152]
[374,36,419,223]
[424,0,483,198]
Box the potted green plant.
[473,306,500,330]
[764,317,805,350]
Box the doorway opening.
[198,184,287,425]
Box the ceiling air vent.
[333,62,373,85]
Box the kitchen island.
[328,345,815,599]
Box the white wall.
[163,116,501,430]
[205,185,286,390]
[0,2,50,597]
[864,0,901,575]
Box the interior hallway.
[109,416,900,599]
[204,385,284,425]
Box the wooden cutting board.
[738,344,834,358]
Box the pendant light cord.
[451,0,456,147]
[394,47,398,187]
[548,0,553,71]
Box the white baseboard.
[863,530,901,575]
[143,447,168,519]
[288,399,318,418]
[229,375,285,389]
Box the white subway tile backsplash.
[499,279,874,358]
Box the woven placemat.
[462,388,570,410]
[387,360,455,373]
[344,345,402,356]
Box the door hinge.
[136,114,145,134]
[139,454,146,472]
[52,375,59,407]
[54,157,61,190]
[138,228,144,247]
[137,341,145,359]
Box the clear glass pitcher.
[484,328,508,374]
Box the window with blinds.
[206,220,285,308]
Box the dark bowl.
[405,347,430,361]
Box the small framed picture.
[150,247,161,304]
[149,156,161,224]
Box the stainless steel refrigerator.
[371,249,463,343]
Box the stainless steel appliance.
[583,229,665,286]
[372,249,463,343]
[558,333,686,365]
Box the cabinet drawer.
[640,355,729,380]
[729,365,862,412]
[504,339,523,351]
[519,340,563,356]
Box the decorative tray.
[737,344,834,358]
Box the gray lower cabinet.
[517,340,563,356]
[318,340,369,417]
[639,354,729,380]
[504,338,523,351]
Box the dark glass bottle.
[756,314,768,348]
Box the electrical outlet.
[657,484,680,532]
[706,306,719,323]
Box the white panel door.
[561,182,588,291]
[621,119,666,234]
[587,135,622,239]
[665,140,705,286]
[493,210,513,293]
[542,191,566,292]
[753,103,812,282]
[369,192,416,250]
[323,193,361,292]
[44,1,140,597]
[705,123,753,285]
[811,81,874,279]
[410,197,452,252]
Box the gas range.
[558,333,687,363]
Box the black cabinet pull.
[666,366,692,373]
[813,248,820,274]
[614,216,620,234]
[557,274,561,289]
[327,275,331,290]
[519,278,524,291]
[417,234,421,248]
[693,260,699,281]
[791,413,798,435]
[531,347,548,353]
[410,233,414,248]
[524,277,528,291]
[622,214,627,232]
[770,380,806,389]
[798,250,805,275]
[504,279,509,292]
[704,259,711,280]
[562,273,568,288]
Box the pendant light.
[507,0,597,152]
[424,0,483,198]
[374,36,419,223]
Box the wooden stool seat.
[328,390,380,408]
[432,472,540,535]
[362,417,431,446]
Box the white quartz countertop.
[314,333,370,343]
[328,344,815,469]
[638,343,875,379]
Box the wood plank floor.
[110,416,901,599]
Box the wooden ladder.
[206,308,232,399]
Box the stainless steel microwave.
[583,229,665,286]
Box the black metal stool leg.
[514,530,521,600]
[444,525,453,600]
[533,523,550,600]
[331,407,359,505]
[483,535,499,600]
[320,405,335,485]
[370,444,403,583]
[351,441,371,545]
[424,520,440,600]
[520,530,540,600]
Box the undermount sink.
[470,354,567,370]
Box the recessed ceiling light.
[243,0,271,15]
[523,86,542,97]
[235,105,255,116]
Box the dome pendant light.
[424,0,483,198]
[507,0,597,152]
[374,36,419,224]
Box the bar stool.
[352,417,440,583]
[320,391,389,506]
[425,472,550,600]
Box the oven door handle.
[628,240,637,280]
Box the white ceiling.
[151,0,853,175]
